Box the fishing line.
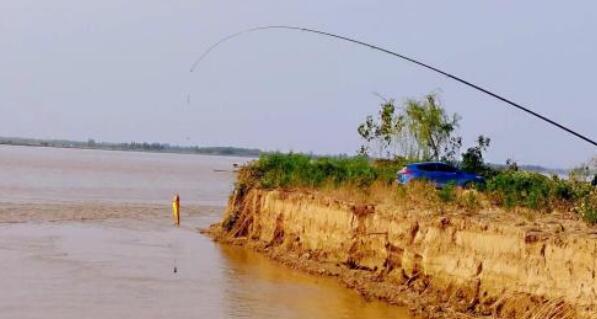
[171,224,202,274]
[190,25,597,147]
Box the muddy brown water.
[0,145,411,318]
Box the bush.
[438,182,456,202]
[485,171,593,211]
[486,171,554,210]
[371,157,411,184]
[460,135,492,176]
[238,153,596,224]
[551,176,592,201]
[575,189,597,224]
[244,153,380,189]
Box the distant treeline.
[0,136,572,175]
[487,163,570,178]
[0,137,262,157]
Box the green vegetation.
[485,170,592,211]
[356,94,495,177]
[576,189,597,223]
[238,153,596,223]
[438,182,457,203]
[357,94,462,161]
[460,135,493,176]
[235,92,596,224]
[236,153,405,191]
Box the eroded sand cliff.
[205,188,597,318]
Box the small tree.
[357,100,406,158]
[460,135,491,174]
[404,95,461,160]
[357,94,461,161]
[357,114,377,156]
[441,136,463,165]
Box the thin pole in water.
[190,25,597,148]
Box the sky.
[1,1,595,168]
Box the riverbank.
[204,188,597,319]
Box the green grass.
[575,189,597,224]
[485,171,592,211]
[236,153,596,223]
[238,153,401,190]
[438,182,456,203]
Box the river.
[0,145,411,319]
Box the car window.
[417,164,436,171]
[436,163,457,172]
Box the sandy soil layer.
[205,188,597,319]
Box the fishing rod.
[190,25,597,147]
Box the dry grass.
[239,153,596,222]
[305,180,488,217]
[521,298,577,319]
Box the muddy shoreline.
[205,188,597,319]
[204,227,461,319]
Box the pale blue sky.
[1,1,595,167]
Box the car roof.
[408,162,451,167]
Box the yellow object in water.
[172,194,180,226]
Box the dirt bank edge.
[203,188,597,319]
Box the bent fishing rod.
[190,25,597,147]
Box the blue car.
[396,162,484,188]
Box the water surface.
[0,145,246,205]
[0,145,411,318]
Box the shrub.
[438,182,456,203]
[244,153,380,189]
[575,189,597,224]
[486,171,553,210]
[551,177,592,202]
[460,135,491,176]
[238,153,596,224]
[485,171,593,212]
[371,157,410,184]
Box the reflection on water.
[0,216,411,319]
[217,245,410,319]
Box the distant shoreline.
[0,137,262,158]
[0,136,570,175]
